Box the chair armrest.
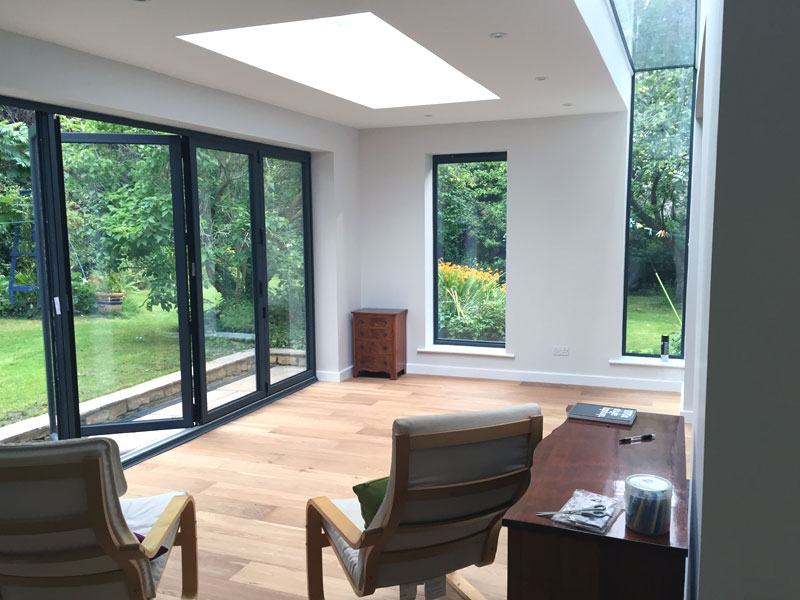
[307,497,383,550]
[139,495,193,559]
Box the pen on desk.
[619,433,655,444]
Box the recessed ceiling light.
[535,76,548,81]
[563,103,573,107]
[178,12,499,109]
[424,114,433,118]
[489,32,507,39]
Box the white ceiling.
[0,0,624,129]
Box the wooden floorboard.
[125,374,687,599]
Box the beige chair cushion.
[121,491,187,590]
[323,498,365,587]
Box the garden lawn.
[0,290,252,427]
[625,295,683,355]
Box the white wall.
[684,1,723,595]
[690,1,800,598]
[574,0,633,108]
[0,29,362,378]
[359,115,684,391]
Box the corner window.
[623,68,694,357]
[433,152,507,347]
[610,0,697,358]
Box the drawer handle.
[359,319,364,324]
[382,332,387,337]
[383,360,388,366]
[360,345,365,350]
[383,346,388,351]
[382,320,387,325]
[359,331,365,336]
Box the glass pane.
[61,134,185,427]
[196,148,257,410]
[624,68,694,356]
[610,0,696,70]
[264,158,307,383]
[0,105,51,441]
[436,157,507,344]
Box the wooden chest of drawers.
[352,309,407,380]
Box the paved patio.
[108,363,305,456]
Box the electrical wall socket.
[552,345,570,356]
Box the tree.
[628,67,693,303]
[437,160,507,276]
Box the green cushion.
[352,476,389,526]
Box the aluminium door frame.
[57,130,194,436]
[183,134,270,424]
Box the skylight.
[177,12,499,109]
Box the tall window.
[610,0,697,357]
[434,152,507,347]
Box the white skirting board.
[316,364,683,392]
[316,366,355,382]
[404,363,683,393]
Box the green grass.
[0,290,252,426]
[625,294,683,355]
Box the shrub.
[0,274,40,318]
[71,276,97,315]
[438,261,505,342]
[209,299,307,350]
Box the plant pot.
[95,291,125,314]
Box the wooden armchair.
[0,437,198,599]
[307,403,543,599]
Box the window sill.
[609,356,685,369]
[417,345,515,359]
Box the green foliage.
[0,275,40,318]
[264,158,306,349]
[626,67,693,356]
[437,160,507,274]
[613,0,696,70]
[1,114,308,358]
[197,148,253,306]
[71,276,97,315]
[211,299,253,334]
[61,130,177,311]
[0,119,30,188]
[437,262,505,342]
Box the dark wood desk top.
[504,410,688,554]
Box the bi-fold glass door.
[5,103,314,457]
[185,138,268,422]
[55,122,194,438]
[185,139,315,424]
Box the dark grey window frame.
[432,151,507,349]
[608,0,697,359]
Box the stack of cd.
[624,474,673,535]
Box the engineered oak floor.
[124,375,687,600]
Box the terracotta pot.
[95,291,125,313]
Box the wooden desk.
[503,411,688,599]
